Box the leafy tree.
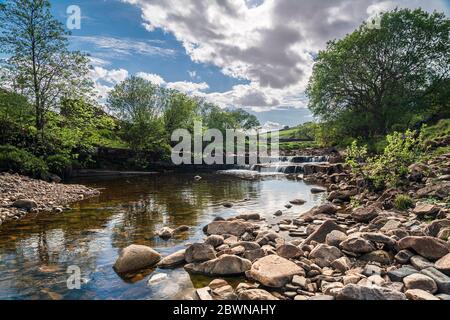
[229,108,260,130]
[307,8,450,140]
[164,91,201,137]
[107,76,170,156]
[0,0,93,139]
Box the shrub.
[365,130,423,190]
[46,154,72,176]
[394,195,414,211]
[0,145,49,179]
[345,140,368,173]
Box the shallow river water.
[0,173,326,300]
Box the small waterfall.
[219,155,329,178]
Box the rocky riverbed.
[112,153,450,301]
[0,172,100,226]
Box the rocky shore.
[113,153,450,301]
[0,172,100,226]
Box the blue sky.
[3,0,450,129]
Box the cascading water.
[219,155,329,178]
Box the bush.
[394,195,414,211]
[0,145,49,179]
[46,154,72,176]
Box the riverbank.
[111,153,450,301]
[0,172,100,226]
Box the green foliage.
[365,130,424,190]
[345,140,368,172]
[0,0,93,136]
[307,8,450,143]
[46,154,71,176]
[0,145,49,179]
[394,195,414,211]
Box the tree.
[107,76,170,155]
[307,8,450,140]
[0,0,92,140]
[163,91,201,137]
[229,108,260,130]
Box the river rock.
[303,220,345,245]
[157,249,186,268]
[311,187,326,194]
[243,248,266,262]
[174,225,189,233]
[360,250,392,265]
[205,235,224,247]
[158,227,174,240]
[12,199,37,211]
[113,245,161,274]
[403,273,437,293]
[185,243,216,263]
[206,220,258,237]
[336,284,407,300]
[326,230,348,247]
[420,267,450,294]
[331,256,352,273]
[276,244,303,259]
[238,289,279,300]
[405,289,439,300]
[185,254,251,276]
[351,206,379,223]
[361,233,396,248]
[435,253,450,275]
[309,244,343,268]
[290,199,306,205]
[235,213,261,221]
[388,266,418,282]
[398,236,450,260]
[327,189,357,202]
[416,182,450,199]
[410,255,434,270]
[248,255,305,288]
[340,237,375,254]
[413,203,440,217]
[424,219,450,237]
[395,249,415,264]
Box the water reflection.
[0,173,325,300]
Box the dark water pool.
[0,173,326,300]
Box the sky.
[5,0,450,129]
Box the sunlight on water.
[0,173,326,300]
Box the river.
[0,171,326,300]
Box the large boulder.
[398,236,450,260]
[157,249,186,268]
[113,245,161,274]
[184,254,251,276]
[351,206,380,223]
[185,243,216,263]
[205,235,225,247]
[248,255,305,288]
[206,221,258,237]
[309,244,343,268]
[336,284,407,300]
[238,289,279,300]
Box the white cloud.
[136,72,166,85]
[260,121,283,133]
[70,35,176,58]
[122,0,449,109]
[166,81,209,94]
